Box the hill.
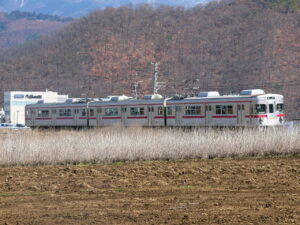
[0,11,70,49]
[0,0,208,18]
[0,0,299,119]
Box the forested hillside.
[0,0,299,119]
[0,11,70,49]
[0,0,204,17]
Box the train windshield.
[276,104,284,113]
[255,104,266,114]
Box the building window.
[185,106,201,115]
[216,105,233,115]
[38,110,50,117]
[130,107,145,116]
[14,94,25,99]
[105,108,119,116]
[59,109,71,117]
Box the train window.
[73,109,79,114]
[276,104,284,113]
[228,106,233,114]
[241,105,245,110]
[221,106,227,114]
[148,107,154,112]
[82,109,86,116]
[267,97,275,100]
[52,109,57,114]
[105,108,119,116]
[158,107,164,115]
[31,110,35,115]
[175,106,182,112]
[38,110,49,117]
[130,107,145,116]
[209,106,212,111]
[121,108,127,113]
[216,105,222,114]
[89,109,95,116]
[26,110,30,116]
[97,108,102,114]
[59,109,71,117]
[167,107,174,116]
[255,104,266,114]
[185,106,201,115]
[216,105,233,114]
[269,104,274,113]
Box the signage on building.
[25,95,42,99]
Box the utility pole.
[132,82,139,99]
[151,62,165,95]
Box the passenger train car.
[25,89,285,128]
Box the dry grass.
[0,126,299,166]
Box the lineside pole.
[163,97,172,127]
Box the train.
[25,89,285,128]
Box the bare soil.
[0,158,299,225]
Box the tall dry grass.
[0,126,299,166]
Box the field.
[0,158,299,224]
[0,127,299,166]
[0,128,299,224]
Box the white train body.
[25,90,285,128]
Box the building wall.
[4,91,68,124]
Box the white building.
[4,91,69,125]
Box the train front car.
[252,93,285,126]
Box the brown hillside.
[0,0,299,119]
[0,12,68,49]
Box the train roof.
[25,91,283,109]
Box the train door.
[148,106,154,126]
[96,108,102,127]
[51,109,57,126]
[237,104,246,126]
[72,108,78,127]
[121,107,127,126]
[205,105,212,126]
[31,109,36,126]
[175,106,181,126]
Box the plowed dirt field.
[0,158,299,225]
